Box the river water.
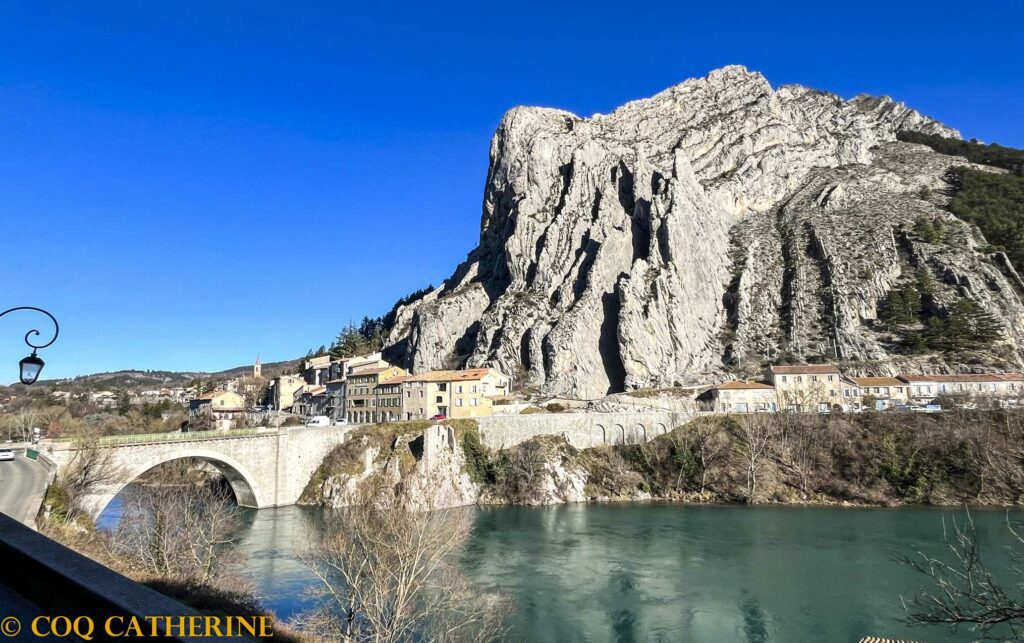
[224,503,1024,642]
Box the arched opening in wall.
[613,424,626,445]
[654,423,668,436]
[628,424,646,444]
[95,456,261,531]
[592,424,607,447]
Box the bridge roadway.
[0,448,49,527]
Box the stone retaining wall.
[476,411,693,450]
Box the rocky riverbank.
[300,410,1024,510]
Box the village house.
[766,365,844,412]
[848,377,911,411]
[900,373,1024,403]
[292,385,328,417]
[705,380,777,413]
[400,368,511,421]
[267,374,305,411]
[301,355,333,386]
[321,353,391,422]
[346,364,409,424]
[188,390,246,430]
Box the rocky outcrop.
[385,66,1023,395]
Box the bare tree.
[54,427,121,525]
[729,415,778,503]
[5,406,38,442]
[773,413,820,499]
[495,440,547,504]
[687,421,729,496]
[108,479,243,586]
[901,513,1024,640]
[296,495,508,642]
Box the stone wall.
[476,411,692,450]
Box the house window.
[781,376,787,383]
[456,385,463,393]
[438,383,448,392]
[828,375,834,381]
[419,391,424,397]
[471,385,478,393]
[811,375,818,382]
[470,398,478,406]
[456,399,463,407]
[436,396,443,403]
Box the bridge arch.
[94,448,268,520]
[613,424,625,445]
[592,424,607,446]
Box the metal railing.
[94,426,279,446]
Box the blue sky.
[1,1,1022,382]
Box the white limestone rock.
[385,66,1022,394]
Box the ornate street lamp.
[1,307,60,385]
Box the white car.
[0,448,14,462]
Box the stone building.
[399,368,511,421]
[188,390,247,430]
[345,365,409,424]
[706,380,777,413]
[267,374,305,411]
[766,365,844,413]
[848,377,910,410]
[899,373,1024,403]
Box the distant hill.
[26,358,302,392]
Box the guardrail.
[94,426,279,446]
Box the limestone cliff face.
[385,66,1024,395]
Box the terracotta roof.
[717,380,774,390]
[404,368,497,383]
[851,377,905,387]
[349,366,391,377]
[304,385,326,395]
[770,365,841,375]
[194,390,233,401]
[898,374,936,383]
[898,373,1024,383]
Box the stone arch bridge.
[45,411,696,520]
[47,426,353,520]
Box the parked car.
[911,404,943,414]
[304,415,331,427]
[431,414,447,421]
[0,448,14,462]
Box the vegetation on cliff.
[897,130,1024,275]
[480,410,1024,507]
[303,410,1024,509]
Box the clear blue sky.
[1,1,1022,382]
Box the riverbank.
[300,409,1024,510]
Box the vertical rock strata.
[385,66,1023,394]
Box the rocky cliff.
[384,66,1024,396]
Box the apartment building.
[400,368,510,420]
[766,365,844,412]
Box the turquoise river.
[224,503,1023,642]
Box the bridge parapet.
[46,425,354,520]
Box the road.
[0,450,48,526]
